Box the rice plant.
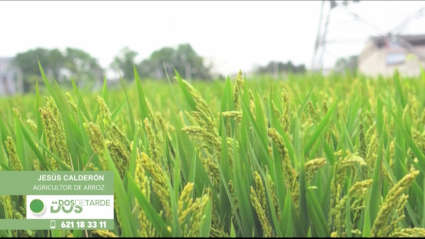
[1,64,425,237]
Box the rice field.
[1,65,425,237]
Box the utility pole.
[312,1,325,71]
[317,4,332,71]
[312,0,333,72]
[311,0,361,72]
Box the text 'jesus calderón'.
[37,174,105,181]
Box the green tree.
[334,55,358,76]
[64,47,104,87]
[255,61,306,76]
[49,49,67,80]
[110,47,139,81]
[12,48,65,92]
[139,43,212,80]
[12,47,104,92]
[141,46,174,79]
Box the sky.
[1,1,425,77]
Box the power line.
[313,1,425,71]
[336,2,386,36]
[392,6,425,35]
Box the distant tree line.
[111,44,212,82]
[11,44,311,93]
[255,61,306,75]
[333,55,359,76]
[11,43,213,92]
[12,48,103,92]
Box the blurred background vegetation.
[8,43,310,94]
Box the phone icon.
[50,220,56,229]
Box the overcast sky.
[1,1,425,77]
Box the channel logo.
[50,200,83,213]
[26,195,114,220]
[29,199,45,215]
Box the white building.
[358,35,425,77]
[0,57,18,96]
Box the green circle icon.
[30,199,44,214]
